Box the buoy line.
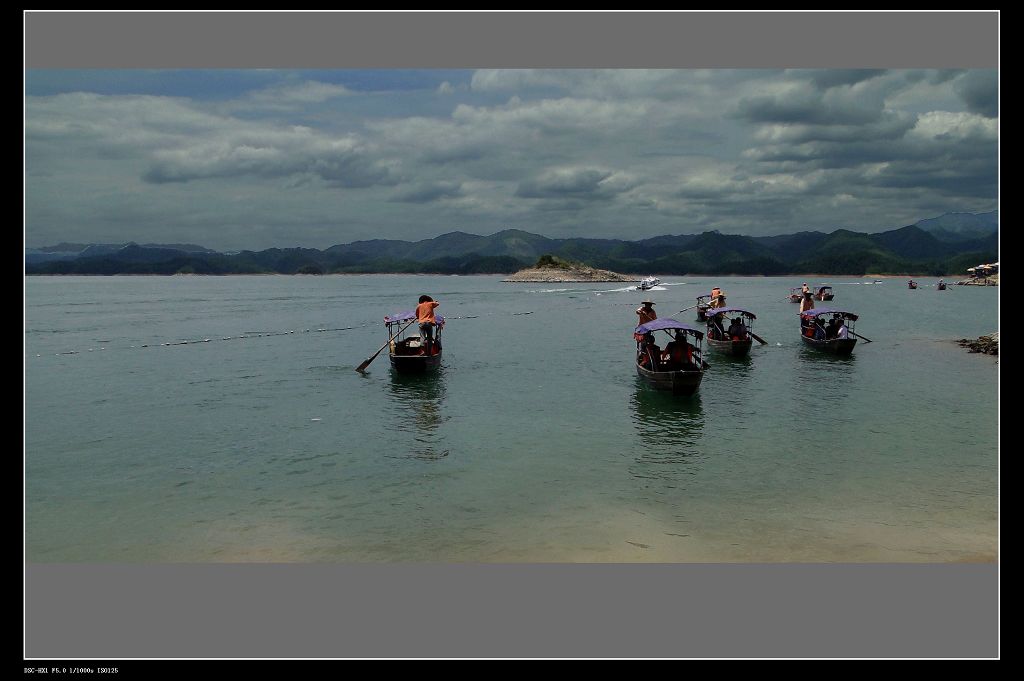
[33,311,535,358]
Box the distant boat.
[383,310,444,373]
[634,318,705,396]
[908,280,918,289]
[695,294,712,321]
[937,280,947,290]
[799,308,859,355]
[816,285,834,301]
[636,276,661,291]
[788,288,802,303]
[705,308,756,357]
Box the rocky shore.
[956,274,998,286]
[958,332,999,356]
[503,266,637,283]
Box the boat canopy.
[799,308,858,321]
[706,307,756,319]
[817,285,832,291]
[384,310,446,326]
[635,317,704,339]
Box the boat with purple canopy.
[798,308,859,355]
[705,307,756,357]
[383,309,445,373]
[634,318,706,396]
[695,294,712,321]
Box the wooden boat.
[383,310,444,373]
[816,285,834,301]
[634,318,706,396]
[937,281,947,290]
[788,288,802,303]
[705,307,756,357]
[695,294,712,322]
[799,308,859,355]
[908,279,918,289]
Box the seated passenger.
[727,317,746,340]
[663,331,691,369]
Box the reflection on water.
[383,371,450,460]
[789,346,858,421]
[628,382,706,487]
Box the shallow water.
[25,275,998,562]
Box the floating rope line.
[35,311,535,358]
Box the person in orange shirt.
[710,287,726,309]
[799,291,815,313]
[416,295,440,354]
[636,300,657,325]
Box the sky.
[25,68,998,250]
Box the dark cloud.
[734,92,882,126]
[806,69,888,90]
[954,70,998,118]
[515,167,614,199]
[389,181,463,203]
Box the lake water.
[25,275,999,562]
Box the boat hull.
[389,350,442,373]
[707,337,753,357]
[636,363,704,396]
[788,295,801,303]
[696,307,708,322]
[800,335,857,355]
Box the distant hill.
[27,212,998,276]
[915,211,998,243]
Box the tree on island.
[535,254,580,270]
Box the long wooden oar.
[356,319,415,372]
[749,331,768,345]
[676,304,699,315]
[850,331,873,343]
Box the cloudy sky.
[25,68,998,250]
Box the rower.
[416,295,440,354]
[636,300,657,325]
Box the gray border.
[26,564,998,658]
[23,11,999,660]
[25,11,998,68]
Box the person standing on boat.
[416,295,440,354]
[710,287,725,309]
[801,282,810,296]
[636,300,657,325]
[799,290,815,313]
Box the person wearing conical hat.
[710,286,726,309]
[636,300,657,325]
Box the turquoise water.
[25,275,998,562]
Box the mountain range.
[25,211,998,276]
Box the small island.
[502,255,638,283]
